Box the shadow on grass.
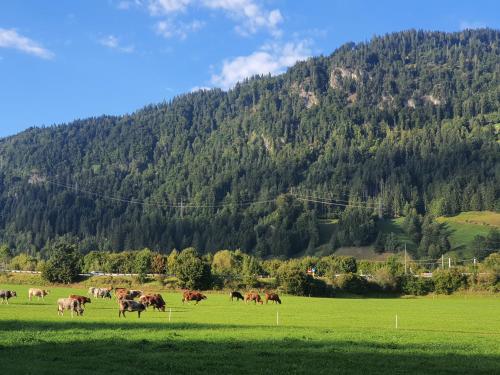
[0,329,497,375]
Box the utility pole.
[180,198,184,219]
[441,255,444,269]
[448,257,451,269]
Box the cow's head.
[10,291,17,297]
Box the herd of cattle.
[0,287,282,318]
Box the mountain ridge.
[0,29,498,258]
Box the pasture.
[0,284,499,374]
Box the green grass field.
[0,284,499,374]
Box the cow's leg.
[138,311,141,318]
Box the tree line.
[1,242,498,296]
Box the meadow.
[0,283,499,374]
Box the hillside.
[0,29,499,258]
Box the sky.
[0,0,499,138]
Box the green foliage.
[373,268,400,291]
[276,262,311,296]
[134,248,153,283]
[332,273,368,294]
[41,242,82,284]
[432,269,467,294]
[167,249,179,275]
[482,252,500,272]
[9,253,37,271]
[418,216,451,258]
[401,276,434,295]
[333,208,377,247]
[0,244,12,268]
[471,229,500,260]
[175,248,211,290]
[316,255,357,277]
[211,249,243,277]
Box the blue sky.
[0,0,499,138]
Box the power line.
[294,195,380,209]
[42,178,276,209]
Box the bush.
[276,263,311,296]
[433,269,467,294]
[332,273,368,294]
[471,273,499,292]
[401,276,434,295]
[175,248,211,290]
[373,268,400,292]
[307,277,332,297]
[41,242,82,284]
[9,253,37,271]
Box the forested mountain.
[0,29,499,258]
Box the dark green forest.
[0,29,498,259]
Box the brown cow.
[182,291,207,304]
[244,292,263,304]
[139,293,166,312]
[114,287,128,296]
[69,295,92,306]
[28,288,49,301]
[116,289,132,301]
[265,292,282,304]
[118,299,146,318]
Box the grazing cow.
[229,291,244,301]
[0,290,17,304]
[118,299,146,318]
[69,295,91,306]
[265,292,282,304]
[182,291,207,304]
[244,292,263,304]
[93,287,112,299]
[116,290,133,301]
[114,287,128,295]
[139,294,166,312]
[57,298,84,317]
[128,290,143,299]
[28,288,49,301]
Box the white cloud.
[148,0,192,15]
[202,0,282,36]
[99,35,135,53]
[0,28,54,59]
[155,19,205,39]
[117,0,139,10]
[131,0,282,38]
[459,20,487,30]
[211,40,310,89]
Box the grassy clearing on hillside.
[0,284,498,374]
[436,211,499,254]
